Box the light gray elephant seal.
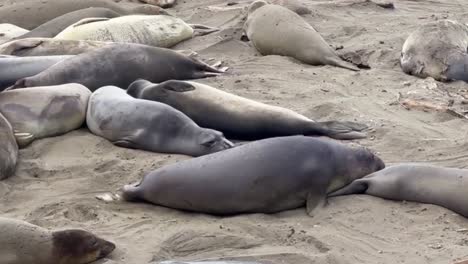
[0,113,18,180]
[0,23,29,44]
[0,0,167,30]
[329,163,468,218]
[87,86,233,157]
[122,136,385,215]
[13,8,123,40]
[10,44,224,91]
[127,80,368,140]
[0,38,112,56]
[244,1,359,71]
[0,55,73,90]
[0,84,91,147]
[401,20,468,82]
[0,217,115,264]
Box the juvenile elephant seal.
[244,1,359,71]
[55,15,194,48]
[0,55,73,90]
[0,217,115,264]
[0,84,91,147]
[0,24,29,44]
[87,86,233,157]
[401,20,468,82]
[127,79,368,140]
[123,136,385,215]
[0,38,112,56]
[13,8,122,40]
[0,0,166,30]
[0,113,18,180]
[10,44,224,91]
[329,163,468,217]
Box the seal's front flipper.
[189,24,220,36]
[113,139,138,149]
[446,54,468,82]
[328,179,369,197]
[14,132,34,148]
[306,192,327,217]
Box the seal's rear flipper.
[312,121,368,140]
[189,24,220,36]
[446,54,468,82]
[121,183,142,202]
[305,192,327,217]
[14,132,34,148]
[328,179,369,197]
[326,56,360,71]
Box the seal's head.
[52,229,115,264]
[248,0,268,15]
[194,128,234,156]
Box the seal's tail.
[326,56,360,71]
[121,183,142,202]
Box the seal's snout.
[98,239,116,258]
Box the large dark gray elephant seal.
[401,20,468,82]
[329,163,468,217]
[0,0,166,30]
[0,55,73,91]
[9,44,224,91]
[244,1,359,71]
[0,38,112,56]
[0,113,18,180]
[127,79,368,140]
[87,86,233,157]
[13,8,123,40]
[0,217,115,264]
[0,84,91,147]
[122,136,385,215]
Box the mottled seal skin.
[54,15,194,48]
[0,0,167,30]
[0,55,73,90]
[0,84,91,148]
[0,113,18,180]
[0,38,112,56]
[401,20,468,82]
[10,44,224,91]
[329,163,468,218]
[122,136,385,216]
[244,1,359,71]
[0,23,29,44]
[13,8,122,40]
[87,86,233,157]
[0,217,115,264]
[127,79,368,140]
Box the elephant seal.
[122,136,385,215]
[244,1,359,71]
[13,8,122,40]
[0,24,29,44]
[0,38,112,56]
[127,79,368,140]
[87,86,234,157]
[0,113,18,180]
[54,15,194,48]
[401,20,468,82]
[141,0,176,8]
[329,163,468,218]
[9,44,224,91]
[0,0,167,30]
[0,84,91,147]
[0,55,73,90]
[0,217,115,264]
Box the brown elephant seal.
[0,55,73,90]
[0,84,91,147]
[0,0,167,30]
[0,113,18,180]
[13,8,123,40]
[329,163,468,217]
[0,24,29,44]
[244,1,359,71]
[9,44,225,91]
[122,136,385,215]
[127,79,368,140]
[401,20,468,82]
[0,217,115,264]
[0,38,112,56]
[87,86,233,157]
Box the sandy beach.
[1,0,468,263]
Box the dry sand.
[1,0,468,263]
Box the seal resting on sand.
[87,86,234,157]
[122,136,385,216]
[0,84,91,147]
[244,1,359,71]
[401,20,468,82]
[0,217,115,264]
[9,44,224,91]
[127,79,368,140]
[0,113,18,180]
[329,163,468,218]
